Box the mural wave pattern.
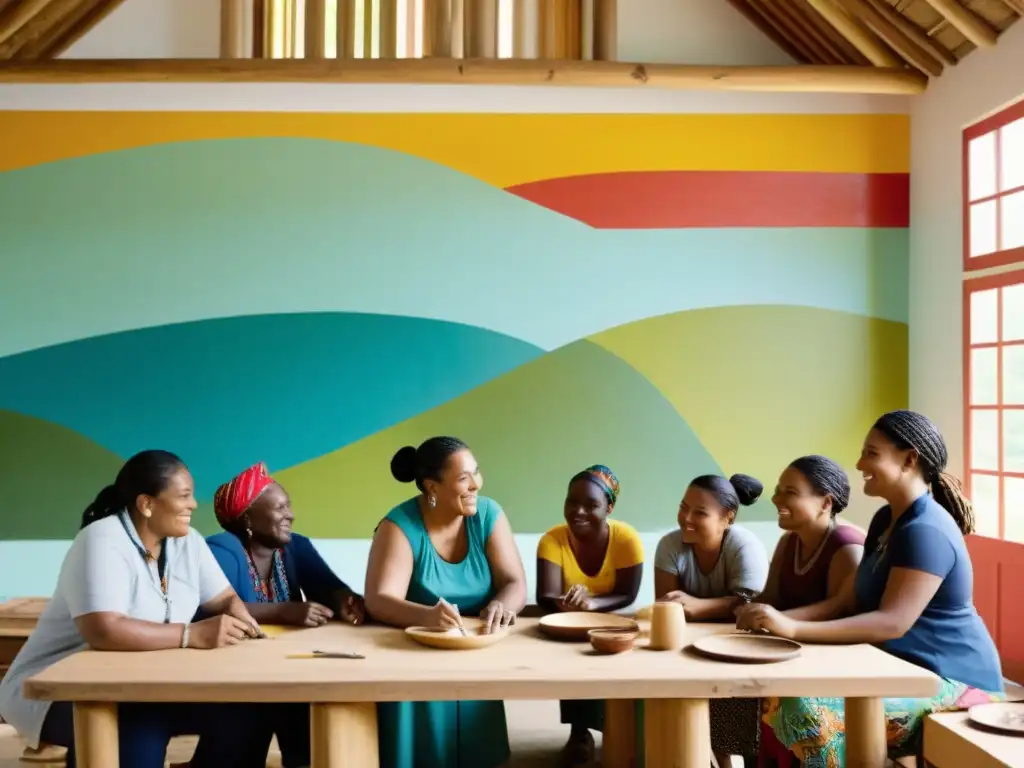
[0,112,910,539]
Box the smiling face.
[424,449,482,517]
[678,485,732,547]
[245,483,294,548]
[856,427,916,499]
[564,477,611,541]
[771,465,831,532]
[137,467,197,539]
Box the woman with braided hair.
[738,411,1004,766]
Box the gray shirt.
[0,514,229,747]
[653,524,769,599]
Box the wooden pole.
[0,59,930,95]
[380,0,399,57]
[592,0,615,61]
[465,0,498,58]
[336,0,357,58]
[220,0,246,58]
[512,0,539,58]
[305,0,327,59]
[422,0,452,56]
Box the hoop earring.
[428,495,437,509]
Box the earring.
[142,508,152,519]
[246,525,253,539]
[428,495,437,508]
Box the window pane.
[1000,190,1024,251]
[1004,283,1024,342]
[972,409,1000,471]
[1002,117,1024,192]
[1004,476,1024,544]
[970,200,998,257]
[969,131,997,201]
[1004,410,1024,473]
[971,288,999,344]
[970,472,1000,538]
[971,347,999,405]
[1004,345,1024,405]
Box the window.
[964,273,1024,540]
[963,99,1024,271]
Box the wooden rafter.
[0,0,126,59]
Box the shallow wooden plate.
[968,702,1024,735]
[690,633,802,663]
[538,612,639,641]
[405,620,509,650]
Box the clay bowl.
[538,612,639,641]
[588,627,639,654]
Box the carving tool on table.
[286,650,366,659]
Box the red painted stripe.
[504,171,909,229]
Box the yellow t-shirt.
[536,519,644,596]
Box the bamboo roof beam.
[725,0,814,63]
[834,0,944,76]
[0,58,929,94]
[793,0,872,65]
[755,0,838,63]
[863,0,956,66]
[920,0,998,47]
[804,0,900,66]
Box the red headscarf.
[214,462,275,528]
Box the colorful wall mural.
[0,110,910,542]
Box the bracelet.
[180,623,190,649]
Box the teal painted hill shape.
[0,137,909,360]
[0,410,124,540]
[277,338,728,537]
[0,313,541,499]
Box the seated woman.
[738,410,1005,766]
[364,436,528,768]
[535,465,643,767]
[653,473,770,762]
[206,461,366,768]
[756,455,866,765]
[0,451,271,768]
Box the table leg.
[602,699,637,768]
[845,697,886,767]
[643,698,710,768]
[72,702,118,768]
[310,702,379,767]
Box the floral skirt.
[761,679,1003,767]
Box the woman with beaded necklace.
[738,411,1005,766]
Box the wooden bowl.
[538,612,639,641]
[588,628,639,654]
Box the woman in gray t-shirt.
[0,450,273,768]
[651,473,771,761]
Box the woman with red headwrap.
[206,462,366,768]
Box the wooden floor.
[0,700,574,766]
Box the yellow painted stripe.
[0,111,909,185]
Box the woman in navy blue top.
[206,461,365,768]
[737,410,1004,765]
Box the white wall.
[62,0,794,64]
[909,22,1024,479]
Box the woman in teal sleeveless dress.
[364,436,528,768]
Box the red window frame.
[963,270,1024,540]
[962,97,1024,272]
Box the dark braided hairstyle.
[690,473,764,517]
[81,450,186,529]
[390,437,469,491]
[788,455,850,517]
[872,410,974,535]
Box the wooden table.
[25,619,939,768]
[924,712,1024,767]
[0,598,47,683]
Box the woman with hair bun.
[740,411,1004,765]
[652,473,771,763]
[364,436,527,768]
[653,473,770,619]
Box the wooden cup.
[649,601,686,651]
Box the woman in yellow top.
[536,464,644,767]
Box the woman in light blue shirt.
[0,450,273,768]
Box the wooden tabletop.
[925,711,1024,768]
[0,599,47,638]
[25,619,940,704]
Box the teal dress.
[377,496,511,768]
